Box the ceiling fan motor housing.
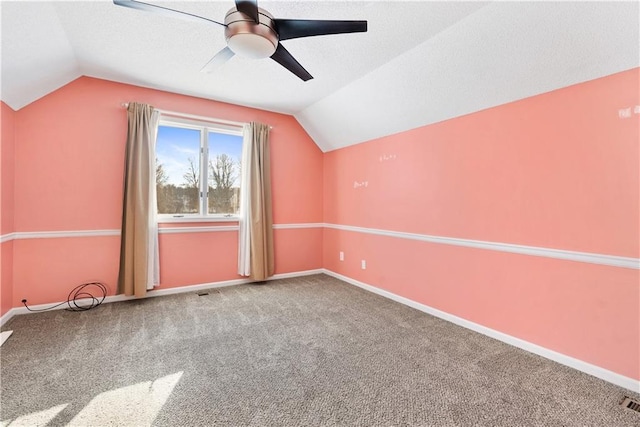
[225,7,278,59]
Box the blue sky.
[156,125,242,186]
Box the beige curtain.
[238,122,274,281]
[118,102,160,297]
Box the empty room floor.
[1,274,638,426]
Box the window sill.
[158,216,239,224]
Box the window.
[155,117,243,220]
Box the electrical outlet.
[361,260,366,270]
[339,251,344,261]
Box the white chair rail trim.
[1,223,637,269]
[323,223,639,270]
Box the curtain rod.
[120,103,272,129]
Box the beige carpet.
[1,274,638,426]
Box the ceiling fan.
[113,0,368,81]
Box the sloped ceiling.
[1,1,639,151]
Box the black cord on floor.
[21,282,108,312]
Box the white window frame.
[156,115,244,223]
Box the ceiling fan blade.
[274,19,367,41]
[200,47,235,73]
[113,0,225,27]
[235,0,259,23]
[270,44,313,81]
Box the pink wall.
[11,77,323,306]
[3,68,638,384]
[1,102,16,317]
[323,68,640,380]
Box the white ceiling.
[1,1,638,151]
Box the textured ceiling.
[1,1,639,151]
[298,1,640,150]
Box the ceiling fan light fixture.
[225,7,278,59]
[113,0,368,81]
[227,33,276,59]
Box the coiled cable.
[21,282,108,312]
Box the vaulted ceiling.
[2,1,638,151]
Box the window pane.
[156,125,201,215]
[208,132,242,215]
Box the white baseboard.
[0,309,14,328]
[0,269,324,327]
[322,269,640,393]
[3,267,636,393]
